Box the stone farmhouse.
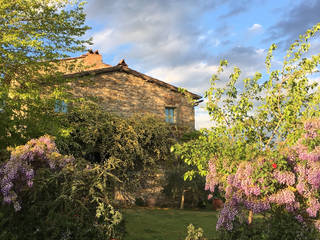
[58,50,202,129]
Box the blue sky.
[83,0,320,129]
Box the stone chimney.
[56,50,111,74]
[81,49,110,70]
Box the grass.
[122,207,219,240]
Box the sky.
[83,0,320,129]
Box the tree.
[173,23,320,236]
[0,0,91,153]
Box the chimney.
[82,49,110,69]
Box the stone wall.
[70,70,196,129]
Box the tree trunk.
[248,210,253,224]
[180,190,186,209]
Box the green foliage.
[185,224,207,240]
[175,23,320,180]
[172,130,222,179]
[216,211,320,240]
[56,103,175,197]
[164,130,208,208]
[178,87,199,106]
[0,157,125,240]
[0,0,91,150]
[179,130,202,142]
[173,23,320,233]
[163,160,207,208]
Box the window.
[54,100,68,113]
[165,107,176,123]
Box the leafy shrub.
[216,210,320,240]
[185,224,207,240]
[56,103,175,198]
[0,136,125,240]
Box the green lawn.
[123,207,219,240]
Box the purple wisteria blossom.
[0,135,74,211]
[216,195,241,231]
[295,214,304,223]
[207,118,320,232]
[293,141,320,162]
[296,180,307,195]
[225,185,233,198]
[269,189,295,205]
[273,170,296,186]
[299,150,320,162]
[232,162,261,197]
[285,201,300,212]
[304,119,320,139]
[205,160,218,192]
[244,200,271,214]
[295,164,307,178]
[306,198,320,217]
[306,162,320,189]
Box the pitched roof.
[63,51,202,101]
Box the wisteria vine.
[206,118,320,231]
[0,135,74,211]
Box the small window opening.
[165,107,176,123]
[54,100,68,113]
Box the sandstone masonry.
[63,51,202,129]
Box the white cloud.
[91,29,116,53]
[85,0,220,69]
[255,48,265,55]
[147,62,219,95]
[195,107,214,130]
[249,23,262,32]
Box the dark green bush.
[0,158,125,240]
[216,210,320,240]
[134,197,146,207]
[163,130,208,209]
[56,103,175,198]
[163,161,207,209]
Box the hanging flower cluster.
[0,135,74,211]
[206,118,320,231]
[205,160,218,193]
